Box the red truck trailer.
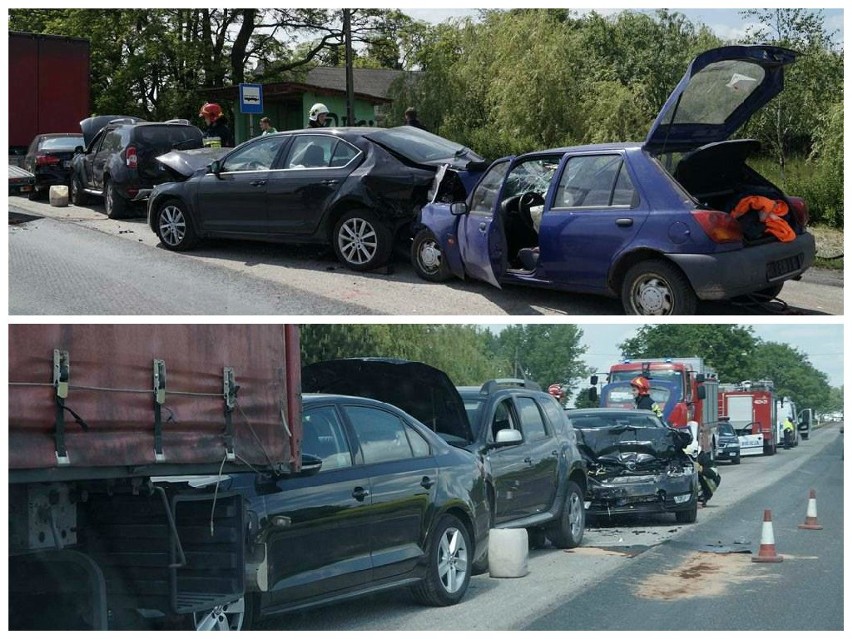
[718,380,777,456]
[8,31,91,157]
[9,325,302,630]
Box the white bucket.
[488,528,529,578]
[49,185,69,207]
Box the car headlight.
[673,494,693,504]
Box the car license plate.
[63,160,71,168]
[766,254,803,279]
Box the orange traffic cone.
[798,489,824,530]
[752,509,783,563]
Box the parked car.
[21,133,85,200]
[164,393,490,629]
[567,408,699,523]
[302,360,588,549]
[70,116,205,218]
[148,126,485,271]
[8,164,35,196]
[412,45,815,315]
[715,418,742,464]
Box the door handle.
[523,457,533,465]
[615,218,633,227]
[250,180,267,187]
[321,179,339,186]
[352,487,370,502]
[479,222,487,231]
[551,450,559,457]
[420,476,435,489]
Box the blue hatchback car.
[411,46,816,315]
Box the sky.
[404,7,845,46]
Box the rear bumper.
[667,232,816,300]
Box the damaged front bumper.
[586,468,697,517]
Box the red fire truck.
[718,380,777,456]
[604,358,719,457]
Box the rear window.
[570,411,664,430]
[40,136,84,152]
[367,127,484,164]
[134,125,203,151]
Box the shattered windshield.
[503,156,561,198]
[571,412,664,430]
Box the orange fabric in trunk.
[731,195,796,243]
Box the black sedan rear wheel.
[412,228,452,282]
[156,200,199,251]
[411,514,471,606]
[70,176,88,206]
[333,209,392,271]
[621,259,698,315]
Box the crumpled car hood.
[155,148,231,180]
[577,425,692,473]
[302,358,474,444]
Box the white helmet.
[309,103,329,121]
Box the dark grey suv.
[70,116,204,218]
[302,360,588,550]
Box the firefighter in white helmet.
[308,103,329,128]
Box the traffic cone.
[752,509,783,563]
[798,489,823,530]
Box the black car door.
[195,135,289,236]
[483,397,534,525]
[513,396,560,517]
[340,404,438,581]
[266,134,361,237]
[79,129,106,190]
[261,404,372,609]
[92,128,124,192]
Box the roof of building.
[305,67,408,99]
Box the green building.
[203,67,405,144]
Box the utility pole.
[343,9,355,126]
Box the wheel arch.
[152,195,201,237]
[608,248,677,294]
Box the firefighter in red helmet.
[547,383,565,405]
[631,376,662,417]
[198,102,233,147]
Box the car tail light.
[35,154,60,167]
[125,145,138,169]
[692,210,743,243]
[787,197,809,229]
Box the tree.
[748,341,831,413]
[618,325,759,382]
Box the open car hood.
[80,115,145,148]
[644,45,798,153]
[302,358,474,444]
[599,380,680,420]
[155,148,231,180]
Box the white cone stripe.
[761,521,775,545]
[806,498,818,518]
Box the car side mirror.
[74,145,84,154]
[209,160,223,177]
[493,429,523,447]
[590,375,598,386]
[695,373,706,383]
[697,386,706,400]
[299,453,323,477]
[450,202,469,216]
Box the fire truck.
[718,380,777,456]
[600,358,719,458]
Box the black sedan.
[567,408,699,524]
[22,133,84,200]
[177,394,490,630]
[148,126,484,271]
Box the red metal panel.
[8,34,39,148]
[9,325,301,475]
[37,36,90,135]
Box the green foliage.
[619,325,759,382]
[748,341,831,413]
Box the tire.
[70,176,88,206]
[754,283,784,299]
[191,597,246,630]
[332,209,393,271]
[545,480,585,549]
[731,455,741,465]
[411,228,452,282]
[411,514,472,607]
[676,501,698,524]
[528,527,547,550]
[156,199,199,251]
[104,178,129,219]
[801,433,809,440]
[621,259,698,315]
[28,187,45,201]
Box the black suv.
[70,116,203,218]
[302,360,588,550]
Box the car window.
[134,126,203,152]
[302,406,352,471]
[516,397,548,441]
[404,423,431,458]
[100,130,124,154]
[285,135,338,169]
[554,155,637,208]
[469,160,511,217]
[343,405,417,464]
[330,140,360,167]
[719,423,736,437]
[489,398,517,442]
[502,157,561,199]
[540,398,567,434]
[670,59,767,126]
[88,130,106,153]
[366,127,484,163]
[41,136,85,152]
[464,398,485,431]
[222,135,287,172]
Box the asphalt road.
[253,424,843,631]
[8,198,844,315]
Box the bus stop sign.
[240,83,263,114]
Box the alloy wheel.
[192,598,245,631]
[159,205,187,247]
[337,217,378,266]
[437,525,468,595]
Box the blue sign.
[239,83,264,114]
